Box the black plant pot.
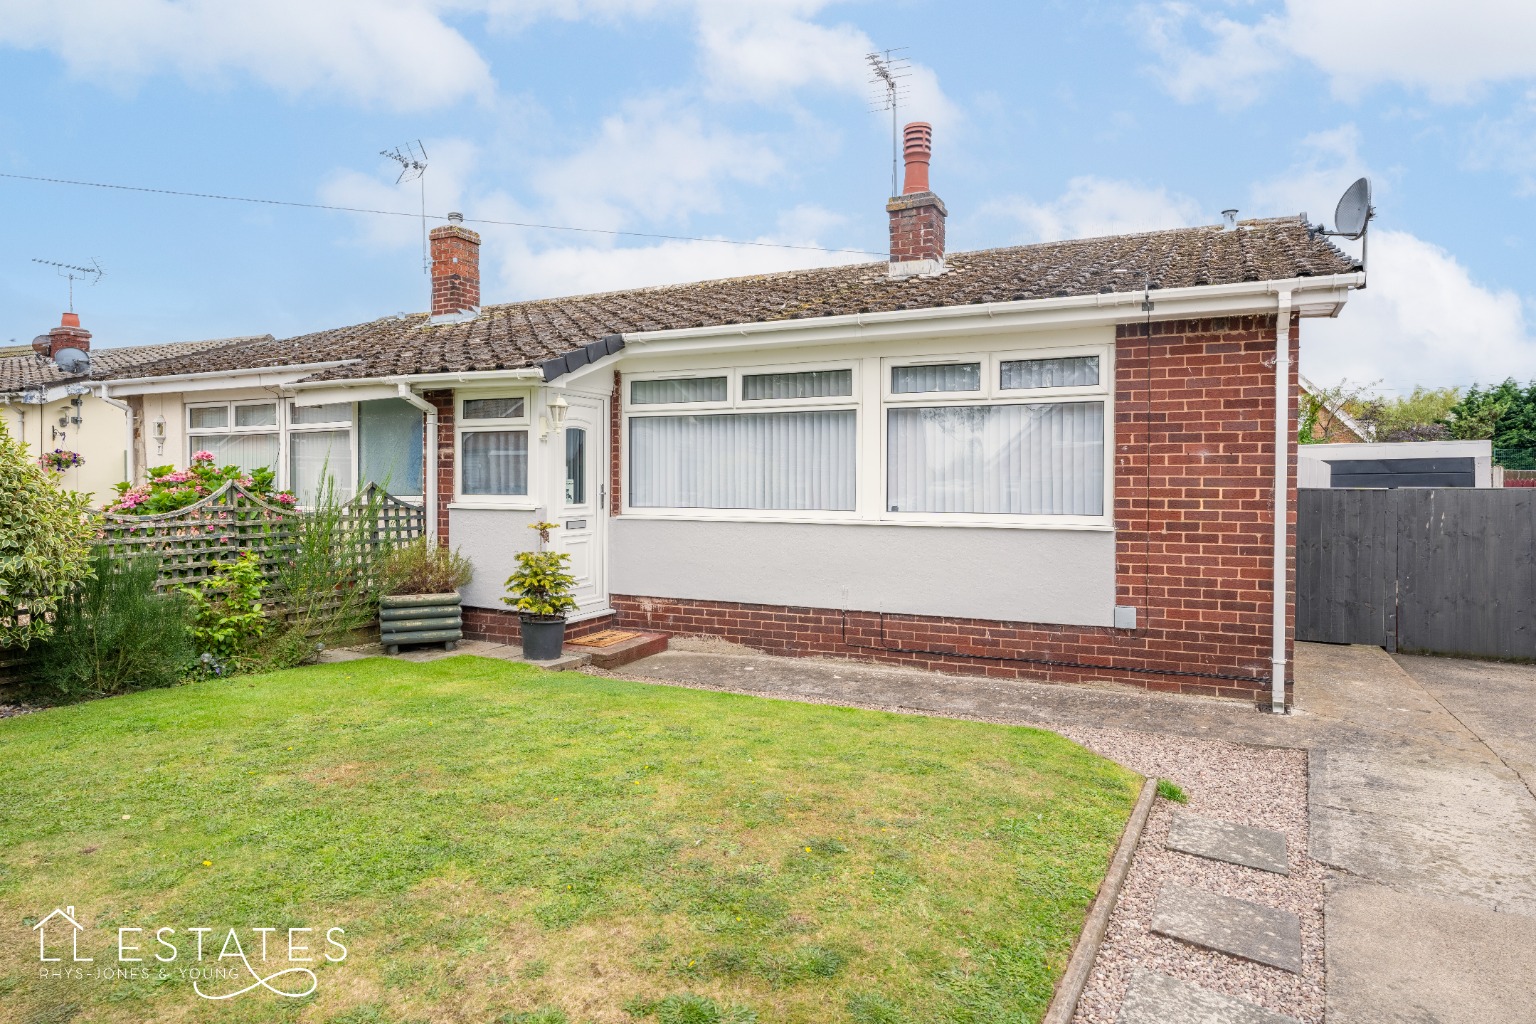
[520,614,567,661]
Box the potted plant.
[378,540,474,655]
[503,521,577,660]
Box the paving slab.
[1150,884,1303,973]
[1326,877,1536,1024]
[1166,811,1290,875]
[1116,968,1301,1024]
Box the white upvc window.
[287,401,355,505]
[882,346,1111,523]
[455,391,534,505]
[187,400,280,475]
[625,363,859,515]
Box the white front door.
[554,394,608,618]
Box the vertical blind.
[892,362,982,394]
[188,433,278,474]
[741,369,853,400]
[887,402,1104,515]
[1000,355,1099,390]
[462,430,529,495]
[631,377,728,404]
[630,410,856,510]
[290,429,354,505]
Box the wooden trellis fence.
[94,482,425,589]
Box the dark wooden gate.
[1297,488,1536,658]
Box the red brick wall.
[464,606,618,645]
[423,389,455,545]
[609,314,1298,702]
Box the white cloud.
[1467,89,1536,195]
[0,0,494,110]
[1249,124,1370,223]
[1141,0,1536,106]
[982,176,1206,244]
[1303,229,1536,390]
[527,98,784,230]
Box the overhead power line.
[0,171,884,257]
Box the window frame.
[185,399,281,475]
[617,340,1115,530]
[879,344,1114,528]
[453,388,538,509]
[285,400,357,507]
[622,359,861,521]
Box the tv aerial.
[1310,177,1375,281]
[382,140,430,273]
[32,257,103,311]
[867,48,912,197]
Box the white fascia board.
[384,369,545,386]
[287,383,404,405]
[105,361,359,396]
[620,275,1362,358]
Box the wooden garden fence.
[0,484,424,699]
[95,481,425,589]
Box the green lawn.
[0,656,1139,1024]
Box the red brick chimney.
[429,212,481,317]
[33,312,92,361]
[886,122,946,278]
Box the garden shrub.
[31,549,193,700]
[107,450,295,514]
[256,477,393,671]
[381,538,474,596]
[181,551,268,667]
[0,420,93,649]
[503,522,576,618]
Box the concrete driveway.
[611,640,1536,1023]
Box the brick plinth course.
[462,606,618,646]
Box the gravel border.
[1051,727,1323,1024]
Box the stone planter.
[519,614,567,661]
[380,592,463,654]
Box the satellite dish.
[53,348,90,374]
[1334,177,1372,239]
[31,334,50,356]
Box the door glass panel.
[565,427,587,505]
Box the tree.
[1445,378,1536,467]
[0,420,94,648]
[1356,387,1461,443]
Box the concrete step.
[1167,811,1291,875]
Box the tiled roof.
[0,337,270,393]
[108,217,1356,385]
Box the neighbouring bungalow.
[0,328,260,503]
[86,124,1362,709]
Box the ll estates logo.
[32,905,348,1001]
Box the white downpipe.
[396,384,438,545]
[1272,291,1293,713]
[94,384,136,486]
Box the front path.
[604,640,1536,1024]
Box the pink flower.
[192,450,216,463]
[275,493,297,506]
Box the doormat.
[566,630,643,648]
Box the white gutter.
[394,384,438,545]
[1272,290,1293,714]
[93,383,137,486]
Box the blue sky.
[1,1,1534,392]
